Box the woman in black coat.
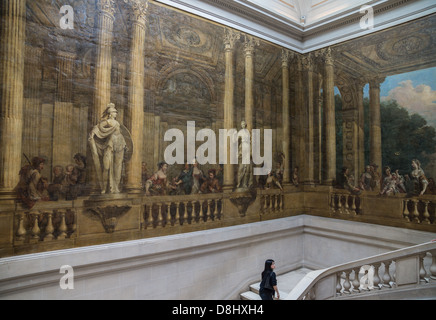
[259,259,280,300]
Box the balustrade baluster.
[71,210,77,235]
[165,202,171,227]
[44,212,54,241]
[423,201,431,224]
[199,201,206,223]
[265,195,269,213]
[145,205,152,229]
[344,195,350,215]
[336,273,343,296]
[183,201,189,224]
[403,199,410,222]
[30,212,41,240]
[330,193,336,214]
[16,213,26,241]
[352,268,360,293]
[430,250,436,281]
[351,196,357,215]
[174,202,181,226]
[419,253,429,283]
[343,270,352,294]
[372,263,381,289]
[157,203,163,227]
[210,200,216,221]
[337,195,343,214]
[206,200,212,222]
[217,200,222,220]
[412,200,420,223]
[382,261,392,288]
[58,211,67,239]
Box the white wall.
[0,215,434,300]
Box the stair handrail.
[285,240,436,300]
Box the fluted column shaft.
[243,36,259,133]
[356,81,366,175]
[56,51,75,103]
[125,0,148,192]
[369,78,384,170]
[281,50,291,184]
[304,54,315,184]
[93,0,116,125]
[223,29,239,190]
[323,48,336,184]
[0,0,26,192]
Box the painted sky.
[380,67,436,129]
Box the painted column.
[92,0,116,125]
[369,77,385,171]
[322,48,336,185]
[243,35,259,133]
[87,0,115,192]
[293,55,304,176]
[53,51,76,168]
[223,29,240,190]
[125,0,148,193]
[0,0,26,194]
[303,54,315,184]
[356,80,366,175]
[281,49,291,184]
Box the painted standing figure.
[89,103,126,194]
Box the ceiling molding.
[154,0,436,53]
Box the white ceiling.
[155,0,436,53]
[240,0,373,27]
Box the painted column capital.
[98,0,116,18]
[224,28,240,52]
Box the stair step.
[240,291,261,300]
[240,268,314,300]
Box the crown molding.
[154,0,436,53]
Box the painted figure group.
[338,159,434,197]
[14,102,434,208]
[16,153,87,209]
[143,160,223,196]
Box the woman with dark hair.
[145,161,169,196]
[259,259,280,300]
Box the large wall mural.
[0,0,435,257]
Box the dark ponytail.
[261,259,275,279]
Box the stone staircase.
[240,268,313,300]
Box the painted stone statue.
[89,103,128,194]
[236,120,253,191]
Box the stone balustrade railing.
[286,241,436,300]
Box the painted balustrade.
[329,189,435,226]
[142,193,223,229]
[6,187,435,257]
[15,209,76,243]
[286,241,436,300]
[329,191,360,215]
[260,189,284,214]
